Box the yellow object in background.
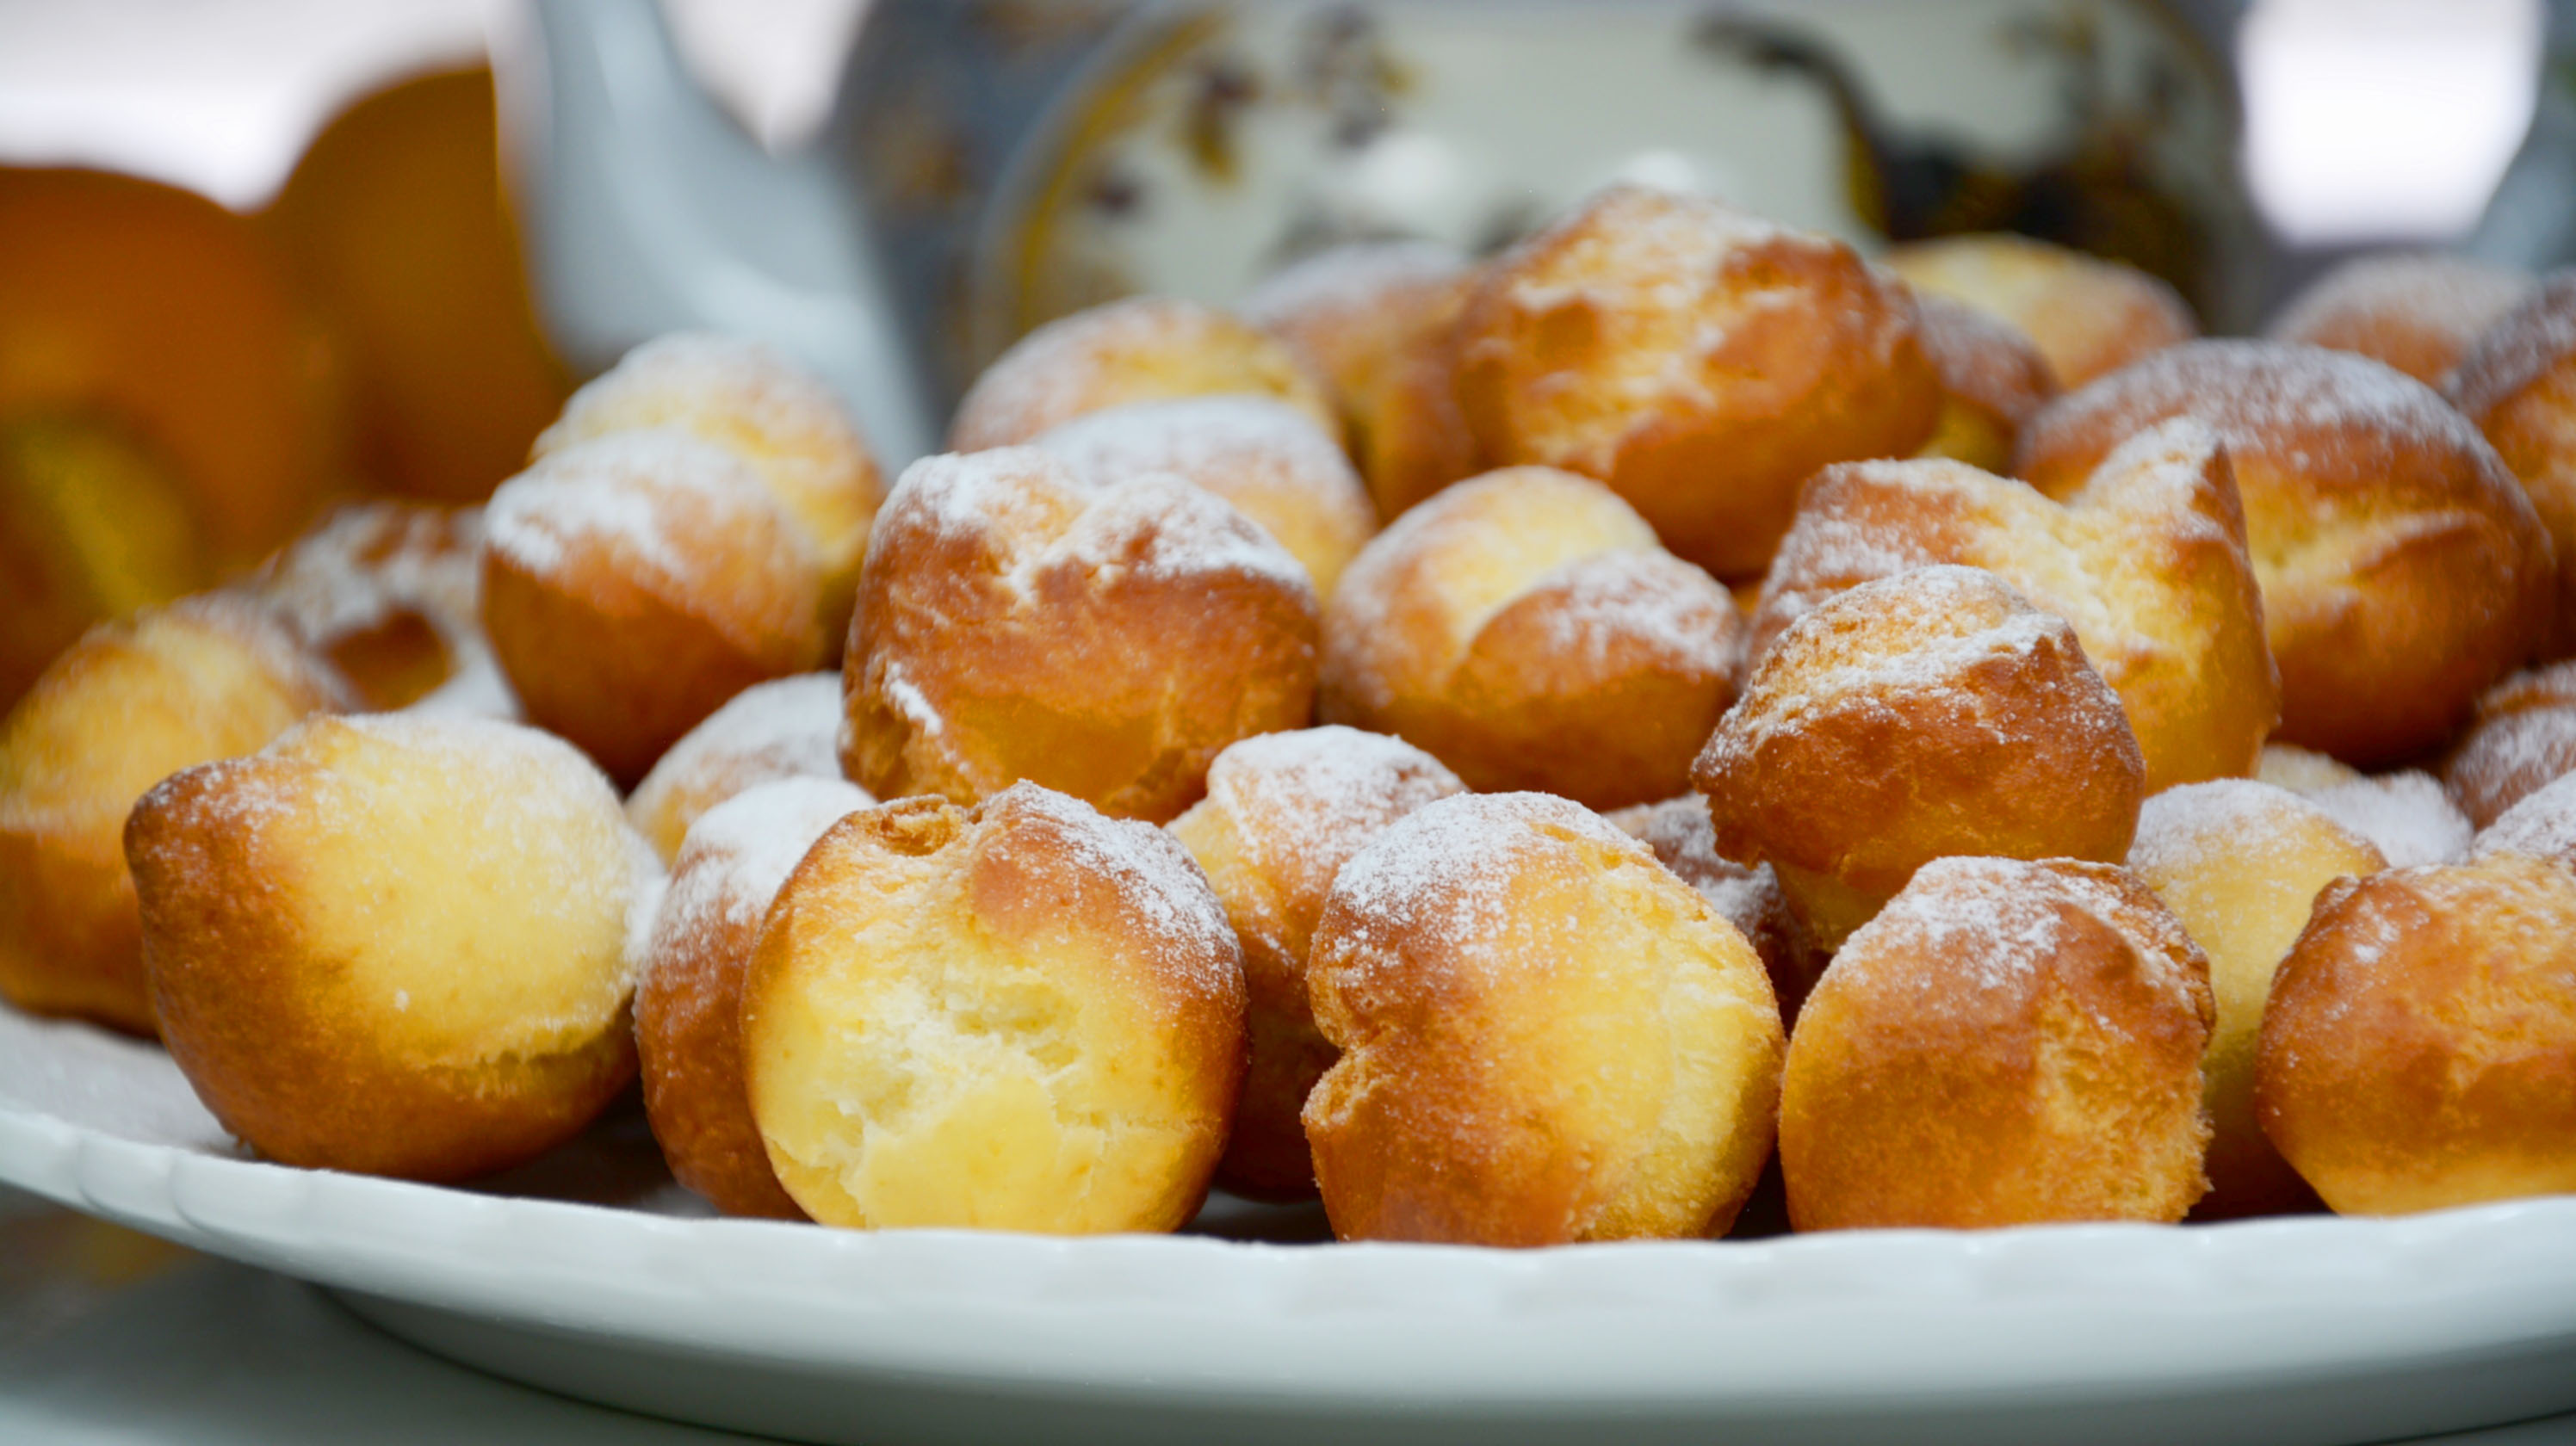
[263,66,571,504]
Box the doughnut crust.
[2016,340,2555,765]
[1303,793,1784,1245]
[1605,794,1827,1026]
[534,332,883,634]
[1453,184,1939,577]
[2268,252,2532,386]
[636,776,871,1218]
[2128,781,2386,1217]
[1036,395,1378,597]
[1241,241,1483,518]
[1321,466,1742,809]
[951,296,1337,452]
[843,448,1318,823]
[625,673,851,864]
[1754,419,2276,794]
[2258,854,2576,1215]
[0,595,347,1034]
[1886,232,2198,389]
[742,783,1247,1233]
[1781,857,2215,1230]
[2449,272,2576,650]
[251,501,509,716]
[482,430,830,786]
[1697,565,2145,950]
[1165,726,1463,1198]
[2444,661,2576,829]
[127,714,653,1180]
[1911,294,2059,472]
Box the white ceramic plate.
[4,1002,2573,1446]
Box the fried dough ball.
[2128,781,2387,1218]
[126,714,654,1180]
[1165,726,1463,1198]
[533,332,882,635]
[1320,466,1742,810]
[1780,857,2215,1230]
[1452,185,1939,577]
[1241,241,1483,517]
[0,596,348,1034]
[624,673,852,865]
[843,448,1318,824]
[741,783,1247,1233]
[1885,232,2198,390]
[2016,340,2555,765]
[2258,852,2576,1215]
[2268,252,2533,387]
[2474,769,2576,870]
[1035,396,1378,597]
[482,430,830,787]
[2449,272,2576,651]
[1911,294,2058,472]
[1604,793,1828,1024]
[1753,419,2276,794]
[1696,565,2145,951]
[951,296,1338,452]
[636,776,871,1218]
[251,500,512,717]
[2257,741,2364,795]
[1303,792,1784,1245]
[2446,662,2576,828]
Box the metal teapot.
[508,0,2254,470]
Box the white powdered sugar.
[1323,791,1640,967]
[1036,394,1359,505]
[643,776,874,986]
[877,447,1314,599]
[1198,726,1464,903]
[2473,770,2576,867]
[1056,470,1317,598]
[951,297,1292,450]
[1846,856,2198,1016]
[2268,252,2532,377]
[2445,272,2576,415]
[1522,551,1740,675]
[485,428,778,586]
[2306,771,2474,869]
[2027,339,2503,482]
[1914,293,2053,423]
[2128,778,2375,890]
[1238,238,1467,327]
[991,782,1242,994]
[635,674,842,797]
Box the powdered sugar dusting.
[1239,239,1467,327]
[2129,778,2375,887]
[1035,394,1368,539]
[2473,770,2576,868]
[1916,294,2053,425]
[486,429,775,588]
[644,776,874,987]
[2446,271,2576,417]
[1323,791,1642,973]
[992,782,1242,995]
[2446,665,2576,826]
[2023,339,2500,480]
[877,447,1314,599]
[2269,253,2532,385]
[2307,771,2474,868]
[951,296,1303,451]
[626,673,847,851]
[1843,856,2193,1007]
[1195,726,1464,907]
[1525,551,1740,675]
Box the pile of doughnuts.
[6,183,2575,1242]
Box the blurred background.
[0,0,2566,711]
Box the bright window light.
[2241,0,2545,244]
